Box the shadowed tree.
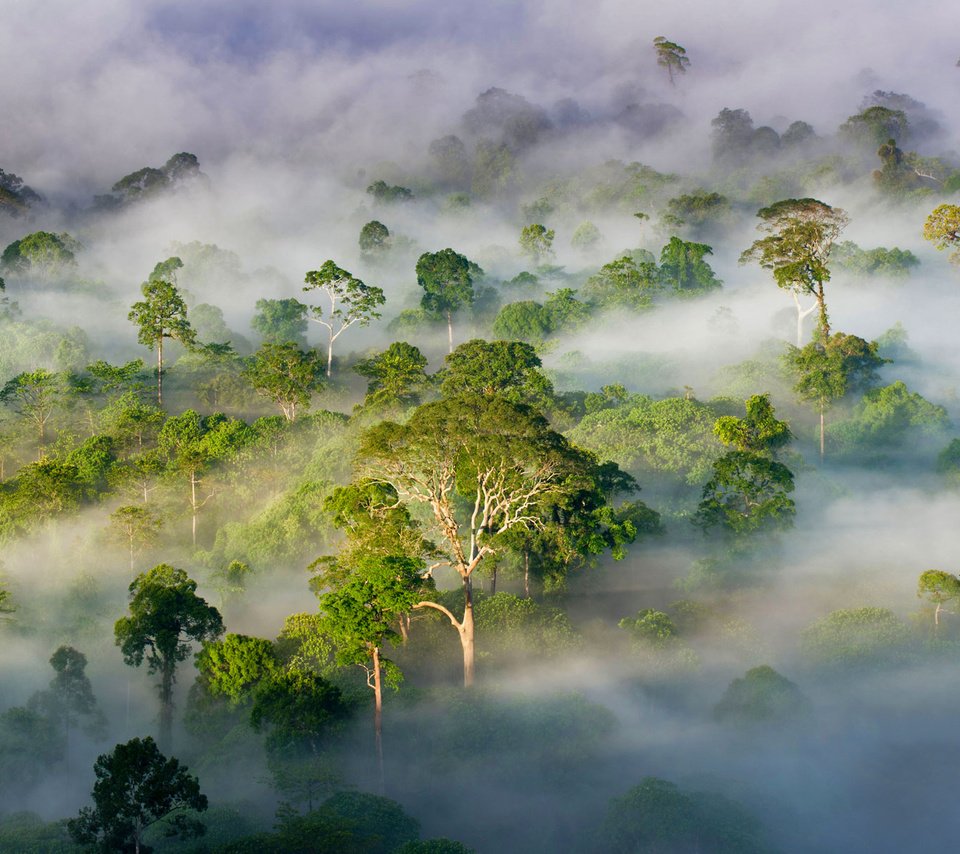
[416,249,474,353]
[354,341,429,410]
[303,260,385,377]
[740,198,849,344]
[115,565,223,752]
[109,505,163,570]
[68,736,207,854]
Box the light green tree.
[652,37,690,85]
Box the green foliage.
[652,36,690,84]
[471,140,514,198]
[570,221,601,251]
[583,254,660,310]
[196,633,279,704]
[354,341,429,409]
[398,840,476,854]
[596,776,769,854]
[0,812,72,853]
[243,342,325,421]
[618,608,677,648]
[917,570,960,625]
[713,394,792,455]
[832,381,948,450]
[491,300,554,344]
[474,592,579,657]
[801,607,911,669]
[439,339,554,406]
[68,736,207,853]
[129,278,195,352]
[518,223,555,264]
[320,791,420,854]
[694,451,795,536]
[359,220,391,257]
[661,190,731,234]
[366,179,413,203]
[251,298,309,347]
[923,203,960,265]
[1,231,80,279]
[839,105,908,148]
[31,645,106,740]
[0,367,63,449]
[0,705,64,797]
[658,236,722,294]
[416,249,474,318]
[713,665,811,725]
[831,241,919,278]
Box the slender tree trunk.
[327,332,334,378]
[935,602,942,627]
[159,663,174,754]
[816,284,830,340]
[372,645,384,793]
[819,401,825,461]
[459,577,475,687]
[524,550,530,598]
[447,310,454,354]
[190,471,198,546]
[157,337,163,407]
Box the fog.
[2,1,960,852]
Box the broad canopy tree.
[416,249,475,353]
[115,564,223,751]
[740,198,849,345]
[357,393,632,686]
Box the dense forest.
[2,3,960,852]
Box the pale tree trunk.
[326,332,334,378]
[935,601,942,627]
[372,645,384,793]
[190,471,198,546]
[792,292,818,347]
[447,311,454,354]
[459,578,475,687]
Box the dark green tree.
[652,36,690,85]
[1,231,80,279]
[416,249,474,353]
[713,393,791,455]
[713,665,811,725]
[658,237,722,293]
[114,564,224,751]
[68,736,207,854]
[354,341,429,409]
[359,221,391,259]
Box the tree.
[1,231,79,279]
[491,300,555,345]
[519,223,555,265]
[416,249,474,353]
[713,665,811,725]
[583,254,660,311]
[923,203,960,265]
[658,236,722,293]
[303,261,385,377]
[243,341,325,421]
[359,220,391,260]
[596,777,768,854]
[68,736,207,854]
[367,180,413,203]
[740,198,849,344]
[440,339,554,407]
[786,333,885,459]
[354,341,429,409]
[251,298,309,347]
[109,504,163,569]
[0,368,61,456]
[316,554,427,788]
[839,105,908,149]
[358,395,598,685]
[114,564,224,751]
[713,394,791,455]
[128,277,196,405]
[917,570,960,627]
[801,607,910,670]
[693,451,795,536]
[571,221,601,252]
[652,36,690,85]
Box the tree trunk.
[819,402,825,461]
[935,601,942,627]
[372,645,384,793]
[327,332,334,378]
[459,578,475,687]
[159,662,174,754]
[447,310,454,354]
[190,471,198,546]
[157,337,164,407]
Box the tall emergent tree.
[416,249,474,353]
[917,570,960,627]
[68,736,207,854]
[357,394,610,686]
[653,36,690,85]
[315,554,427,789]
[923,203,960,265]
[115,565,223,751]
[128,274,196,405]
[243,342,325,421]
[303,260,385,377]
[740,198,849,345]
